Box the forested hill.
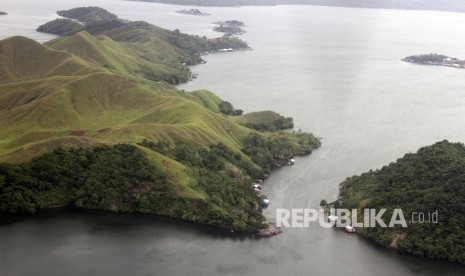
[335,140,465,264]
[131,0,465,13]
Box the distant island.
[0,11,7,15]
[213,25,245,35]
[213,20,246,27]
[402,54,465,69]
[213,20,246,35]
[128,0,465,13]
[176,8,210,16]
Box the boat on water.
[326,215,356,234]
[345,225,356,233]
[260,198,270,208]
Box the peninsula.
[1,7,320,233]
[37,7,250,84]
[402,54,465,69]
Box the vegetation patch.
[58,6,119,23]
[0,8,320,231]
[333,140,465,264]
[236,111,294,131]
[213,25,245,35]
[36,19,82,35]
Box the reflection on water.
[1,209,464,276]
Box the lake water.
[1,0,465,275]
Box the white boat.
[345,225,356,233]
[261,198,270,208]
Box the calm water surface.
[1,1,465,275]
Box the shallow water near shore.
[1,0,465,275]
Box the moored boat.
[345,225,356,233]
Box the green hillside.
[36,19,82,36]
[189,90,223,112]
[0,35,248,162]
[37,7,250,85]
[334,141,465,264]
[46,31,192,84]
[234,111,294,131]
[0,29,320,231]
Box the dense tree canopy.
[335,140,465,264]
[0,145,169,214]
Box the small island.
[213,20,245,27]
[402,53,465,68]
[176,9,210,16]
[0,11,7,16]
[213,20,246,35]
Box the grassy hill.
[234,111,294,131]
[37,7,250,85]
[334,140,465,264]
[0,29,320,231]
[0,35,250,162]
[46,31,192,84]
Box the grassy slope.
[46,31,191,84]
[0,34,271,209]
[0,35,251,165]
[189,90,223,112]
[0,30,319,230]
[234,111,286,125]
